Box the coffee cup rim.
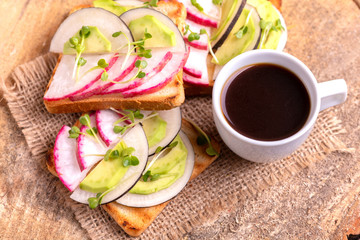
[212,49,320,147]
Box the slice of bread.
[46,118,221,237]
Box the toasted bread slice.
[46,118,220,237]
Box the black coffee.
[221,63,311,141]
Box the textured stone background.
[0,0,359,239]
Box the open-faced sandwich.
[44,0,285,237]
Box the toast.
[46,118,221,237]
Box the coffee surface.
[221,64,311,141]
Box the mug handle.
[318,79,347,111]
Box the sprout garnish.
[234,9,253,39]
[212,0,223,5]
[68,26,91,82]
[112,110,158,135]
[143,0,158,7]
[259,18,284,49]
[186,119,219,156]
[191,0,204,12]
[185,25,219,64]
[68,114,106,149]
[86,143,140,209]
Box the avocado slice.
[129,135,187,195]
[128,15,176,48]
[213,8,255,65]
[142,114,167,148]
[63,26,112,54]
[93,0,127,16]
[79,141,129,193]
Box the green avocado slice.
[63,26,112,54]
[93,0,127,16]
[142,114,167,148]
[79,141,129,193]
[129,135,187,195]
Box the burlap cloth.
[2,53,347,239]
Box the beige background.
[0,0,360,239]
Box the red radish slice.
[102,51,173,94]
[77,113,108,171]
[183,20,210,50]
[117,131,195,207]
[69,55,138,101]
[183,73,210,86]
[122,51,189,97]
[120,8,187,52]
[178,0,221,22]
[186,8,218,28]
[183,46,208,81]
[50,8,132,53]
[54,125,90,191]
[70,124,149,204]
[44,54,115,101]
[96,109,130,147]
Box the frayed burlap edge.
[1,53,351,240]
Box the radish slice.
[120,8,187,52]
[275,7,287,51]
[69,55,138,101]
[121,51,189,97]
[77,113,108,170]
[184,20,210,50]
[102,50,173,94]
[178,0,221,22]
[70,124,149,204]
[183,73,210,86]
[44,54,115,101]
[96,109,129,147]
[186,8,219,28]
[54,125,90,191]
[117,131,195,207]
[96,108,182,155]
[183,46,208,81]
[50,8,132,53]
[114,0,144,7]
[146,107,182,155]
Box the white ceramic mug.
[212,50,347,163]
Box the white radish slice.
[184,20,210,51]
[54,125,90,191]
[69,55,139,101]
[77,113,108,170]
[70,124,149,204]
[117,131,195,207]
[183,46,209,83]
[242,4,262,53]
[50,8,132,53]
[44,54,115,101]
[121,51,189,97]
[147,107,182,155]
[102,50,173,94]
[96,109,129,147]
[120,8,187,52]
[275,7,287,51]
[114,0,144,7]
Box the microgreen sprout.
[234,9,253,39]
[185,25,219,64]
[143,0,158,7]
[142,170,161,182]
[259,18,284,49]
[113,111,157,135]
[68,26,91,82]
[191,0,203,12]
[68,114,106,150]
[81,58,109,82]
[187,119,219,156]
[212,0,223,5]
